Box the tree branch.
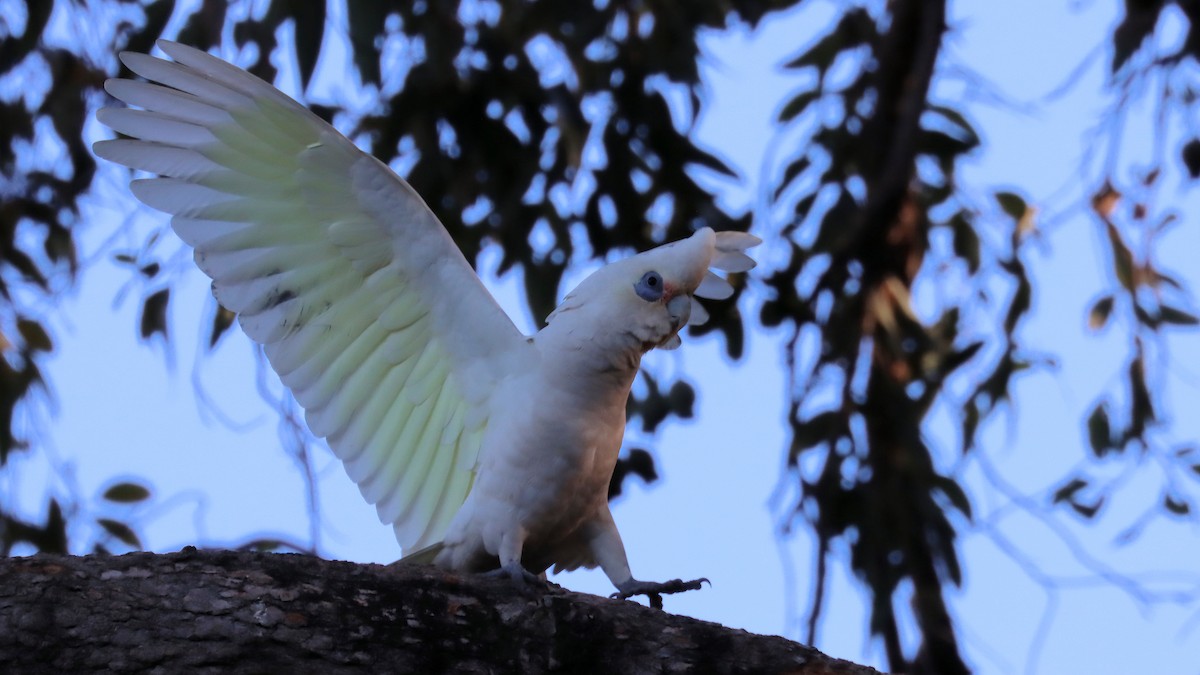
[1,549,883,674]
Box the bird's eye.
[635,271,664,302]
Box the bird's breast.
[438,336,642,571]
[470,365,628,535]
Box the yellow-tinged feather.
[415,436,472,548]
[439,401,467,449]
[360,381,439,510]
[196,242,332,284]
[103,79,230,127]
[98,40,528,554]
[325,357,412,462]
[120,53,255,110]
[194,169,301,201]
[291,321,390,413]
[276,319,370,395]
[182,193,305,223]
[385,381,460,541]
[261,293,364,374]
[214,256,343,315]
[338,362,423,481]
[379,322,431,364]
[255,97,324,143]
[228,104,311,152]
[201,139,298,181]
[93,140,221,179]
[194,216,327,253]
[378,297,426,333]
[327,218,386,249]
[96,108,216,146]
[403,349,450,408]
[304,321,412,438]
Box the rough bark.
[0,549,882,674]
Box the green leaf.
[941,341,984,375]
[17,319,52,352]
[1105,221,1135,291]
[1087,403,1114,457]
[103,482,151,503]
[1159,305,1199,326]
[1133,301,1157,328]
[792,410,841,456]
[775,155,812,201]
[961,398,981,453]
[995,191,1027,221]
[779,90,820,123]
[97,518,142,549]
[209,305,236,349]
[1088,295,1115,331]
[685,146,739,178]
[1153,213,1179,234]
[139,288,170,340]
[1181,138,1200,179]
[784,9,869,72]
[934,475,972,520]
[1070,498,1103,519]
[1005,274,1032,333]
[1164,493,1191,516]
[921,128,975,163]
[927,105,979,147]
[792,192,818,219]
[1128,354,1156,435]
[951,212,981,273]
[1052,477,1088,504]
[1111,3,1159,73]
[667,381,695,419]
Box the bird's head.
[545,227,760,352]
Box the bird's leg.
[482,561,542,586]
[584,507,708,610]
[482,528,542,587]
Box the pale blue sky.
[5,1,1199,673]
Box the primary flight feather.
[95,40,760,604]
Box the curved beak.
[666,293,691,331]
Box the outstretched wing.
[95,40,528,550]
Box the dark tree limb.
[0,549,883,674]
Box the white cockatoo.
[94,41,760,606]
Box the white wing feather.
[95,40,528,551]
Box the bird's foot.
[483,561,543,589]
[611,577,710,610]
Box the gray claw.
[483,562,543,588]
[611,577,710,609]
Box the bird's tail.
[397,541,444,566]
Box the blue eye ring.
[635,271,664,302]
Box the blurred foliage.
[765,1,1199,673]
[1,0,106,557]
[1,1,1198,673]
[1059,0,1200,538]
[767,4,980,671]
